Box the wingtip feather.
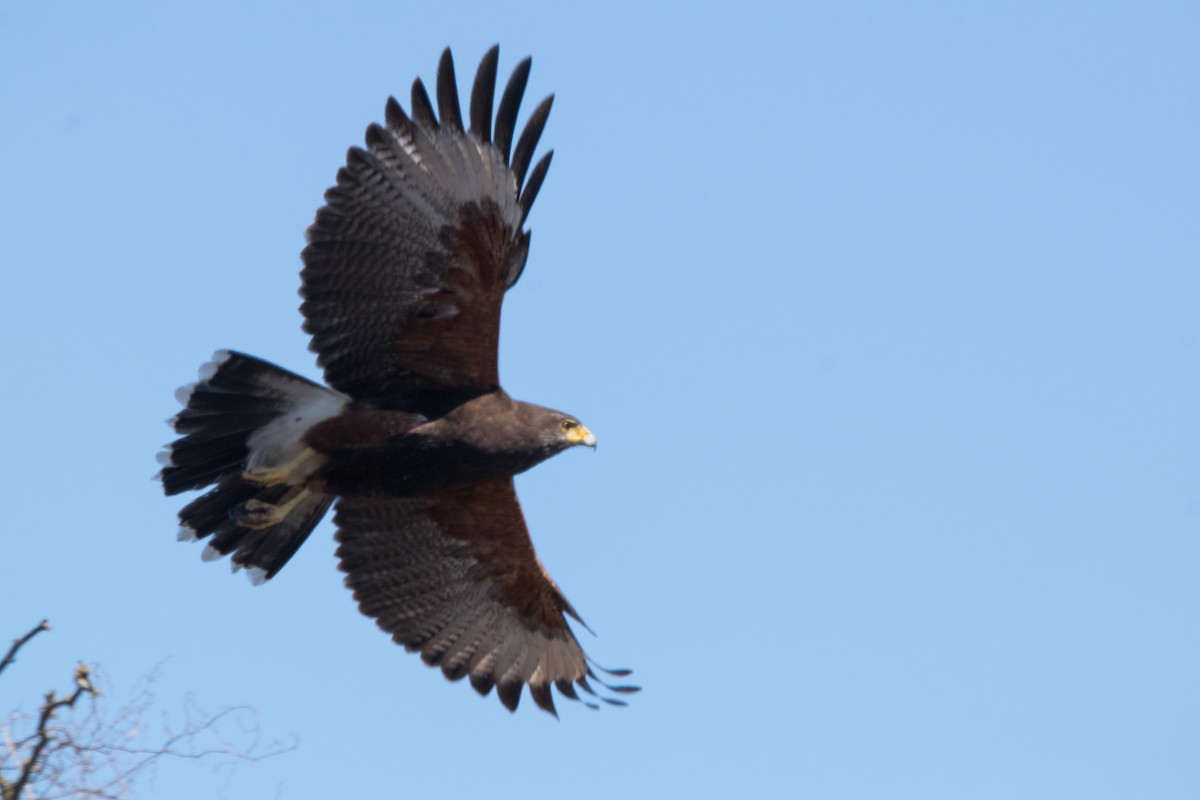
[512,94,554,189]
[496,681,522,712]
[436,47,463,132]
[411,77,437,129]
[469,45,499,143]
[529,682,558,717]
[519,149,553,222]
[494,56,532,164]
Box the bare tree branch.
[0,621,49,680]
[1,623,293,800]
[8,667,98,800]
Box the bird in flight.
[159,46,637,716]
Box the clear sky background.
[2,2,1198,798]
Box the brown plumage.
[159,47,636,715]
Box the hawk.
[158,47,636,715]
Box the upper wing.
[300,47,555,409]
[334,479,637,715]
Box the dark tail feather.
[160,350,330,495]
[160,350,342,581]
[178,479,333,582]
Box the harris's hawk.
[158,47,636,715]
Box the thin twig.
[0,621,50,679]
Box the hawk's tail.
[158,350,345,582]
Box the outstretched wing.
[334,480,637,715]
[300,47,555,410]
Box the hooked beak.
[566,425,597,449]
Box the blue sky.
[3,2,1198,798]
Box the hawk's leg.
[243,448,319,486]
[236,487,313,529]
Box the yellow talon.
[243,448,318,486]
[236,487,312,529]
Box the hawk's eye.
[560,419,577,431]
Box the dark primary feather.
[436,48,463,132]
[493,57,531,164]
[520,150,553,223]
[469,46,499,143]
[410,78,437,130]
[511,95,553,189]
